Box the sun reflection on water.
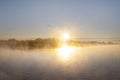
[56,44,75,61]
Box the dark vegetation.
[0,38,115,50]
[0,38,59,50]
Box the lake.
[0,45,120,80]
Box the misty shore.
[0,38,118,50]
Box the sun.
[62,32,70,41]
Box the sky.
[0,0,120,40]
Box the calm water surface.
[0,45,120,80]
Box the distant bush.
[0,38,116,50]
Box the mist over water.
[78,38,120,43]
[0,45,120,80]
[0,0,120,80]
